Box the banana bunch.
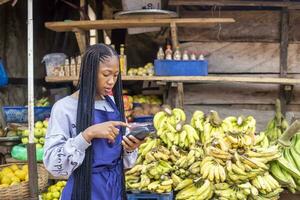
[136,138,160,163]
[264,99,289,144]
[254,131,270,148]
[175,179,214,200]
[200,156,227,183]
[250,173,283,199]
[270,132,300,192]
[191,110,205,132]
[153,107,186,130]
[223,115,256,148]
[202,110,226,144]
[157,123,199,149]
[214,182,259,200]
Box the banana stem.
[278,120,300,147]
[209,110,223,126]
[275,99,282,125]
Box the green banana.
[277,157,300,179]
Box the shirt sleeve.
[123,150,138,169]
[122,127,138,169]
[43,102,91,177]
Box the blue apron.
[61,96,123,200]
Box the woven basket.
[0,163,48,200]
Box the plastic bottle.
[173,46,181,60]
[157,46,165,60]
[119,44,127,76]
[165,45,173,60]
[182,50,189,60]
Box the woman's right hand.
[82,121,129,143]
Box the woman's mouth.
[104,88,112,94]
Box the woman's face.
[97,56,119,97]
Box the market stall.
[1,0,300,200]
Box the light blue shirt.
[43,95,137,177]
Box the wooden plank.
[178,11,300,43]
[180,42,300,73]
[178,11,280,42]
[184,83,300,105]
[169,0,300,8]
[46,75,300,84]
[45,18,235,32]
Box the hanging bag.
[0,58,8,87]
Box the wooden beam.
[169,0,300,9]
[73,28,87,54]
[45,18,235,32]
[279,8,290,114]
[170,22,178,50]
[46,75,300,85]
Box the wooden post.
[170,22,178,50]
[176,82,184,109]
[279,8,289,115]
[73,28,87,55]
[27,143,38,200]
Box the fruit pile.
[126,107,297,199]
[264,99,289,144]
[35,97,50,107]
[21,119,48,148]
[42,181,66,200]
[127,63,154,76]
[0,164,28,187]
[270,132,300,193]
[124,95,162,122]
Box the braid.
[72,43,126,200]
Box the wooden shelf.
[169,0,300,9]
[45,18,235,32]
[45,75,300,85]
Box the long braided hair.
[72,43,127,200]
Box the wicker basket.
[0,163,48,200]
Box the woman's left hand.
[122,136,144,153]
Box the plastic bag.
[0,59,8,87]
[42,53,66,76]
[11,144,44,161]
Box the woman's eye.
[103,74,110,77]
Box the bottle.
[76,56,81,76]
[119,44,127,76]
[165,45,173,60]
[190,52,196,60]
[199,54,205,61]
[182,50,189,60]
[173,46,181,60]
[64,58,70,76]
[70,57,76,76]
[58,66,65,77]
[157,47,165,60]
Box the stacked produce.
[264,99,289,144]
[0,164,28,187]
[127,63,154,76]
[126,106,300,199]
[35,97,50,107]
[21,119,48,148]
[270,131,300,193]
[42,181,66,200]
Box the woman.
[43,44,143,200]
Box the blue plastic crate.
[133,115,154,123]
[2,106,52,123]
[154,59,208,76]
[127,191,173,200]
